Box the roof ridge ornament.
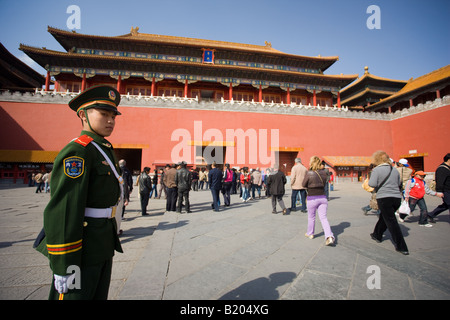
[130,26,139,36]
[264,41,272,48]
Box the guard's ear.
[77,109,86,119]
[77,109,88,125]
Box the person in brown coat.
[163,163,178,212]
[290,158,308,212]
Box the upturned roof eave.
[340,88,397,105]
[20,44,357,88]
[1,43,46,85]
[340,72,407,96]
[48,26,339,70]
[366,65,450,110]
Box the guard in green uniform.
[36,85,123,300]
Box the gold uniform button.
[83,221,88,227]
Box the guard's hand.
[53,274,75,294]
[436,192,444,198]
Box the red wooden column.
[229,84,233,100]
[259,85,262,102]
[184,79,189,98]
[81,73,87,91]
[151,77,155,96]
[45,70,50,91]
[313,90,317,106]
[116,75,122,93]
[436,89,441,99]
[286,87,290,104]
[337,91,341,109]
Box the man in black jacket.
[267,164,288,215]
[175,161,192,213]
[428,153,450,222]
[208,162,223,212]
[139,167,152,216]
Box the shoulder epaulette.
[74,135,94,147]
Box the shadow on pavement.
[219,272,297,300]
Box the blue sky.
[0,0,449,83]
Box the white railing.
[219,96,348,111]
[33,88,346,110]
[122,92,199,103]
[3,89,447,121]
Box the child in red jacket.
[402,171,443,227]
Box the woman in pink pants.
[302,156,335,246]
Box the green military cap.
[69,85,121,115]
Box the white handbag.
[398,200,411,216]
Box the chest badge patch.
[64,156,85,179]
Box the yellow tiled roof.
[120,31,285,54]
[0,150,59,163]
[399,64,450,93]
[323,156,372,167]
[20,44,357,82]
[369,64,450,108]
[340,67,407,95]
[340,87,397,105]
[48,26,340,62]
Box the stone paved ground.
[0,181,449,300]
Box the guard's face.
[81,108,116,137]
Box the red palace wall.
[1,100,448,173]
[0,102,79,151]
[390,104,450,170]
[118,106,393,167]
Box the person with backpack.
[397,158,413,189]
[34,171,44,193]
[401,171,443,226]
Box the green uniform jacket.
[39,130,123,275]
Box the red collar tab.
[74,134,94,147]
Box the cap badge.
[108,90,116,100]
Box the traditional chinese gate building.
[339,66,407,111]
[1,27,449,183]
[21,27,356,107]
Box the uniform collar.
[81,130,113,148]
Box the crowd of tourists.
[125,151,450,252]
[361,151,449,255]
[128,156,336,246]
